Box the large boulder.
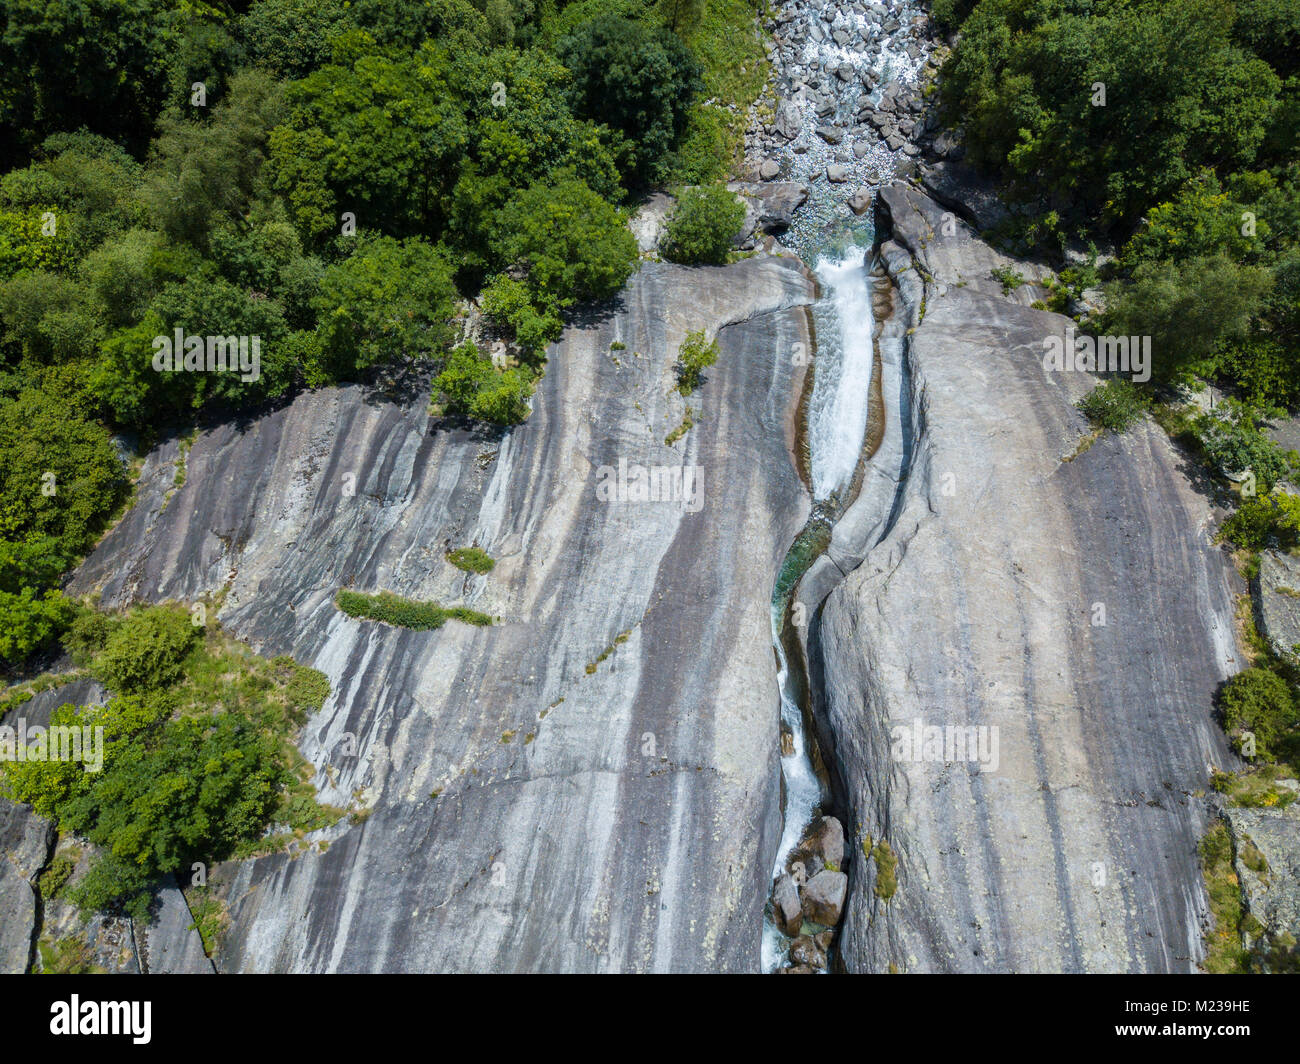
[774,101,803,140]
[802,870,848,926]
[772,873,803,937]
[848,187,872,215]
[1225,795,1300,970]
[728,181,808,234]
[920,160,1011,231]
[799,815,846,870]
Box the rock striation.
[808,183,1244,972]
[69,257,817,972]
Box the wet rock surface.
[811,183,1243,972]
[70,257,817,972]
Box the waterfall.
[807,246,876,500]
[757,0,930,974]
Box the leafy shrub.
[1218,667,1299,760]
[432,342,533,426]
[335,589,494,630]
[990,265,1025,294]
[675,330,719,394]
[661,185,746,265]
[284,665,331,713]
[447,547,495,574]
[0,388,127,558]
[1194,403,1299,492]
[310,235,459,383]
[1219,492,1300,550]
[91,605,199,694]
[479,275,564,356]
[1077,379,1148,433]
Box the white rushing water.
[761,628,828,971]
[760,245,876,972]
[807,245,876,500]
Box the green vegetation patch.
[661,185,746,265]
[1199,819,1250,974]
[335,589,494,631]
[1076,378,1149,434]
[447,546,496,574]
[674,330,719,395]
[871,839,898,901]
[0,603,339,921]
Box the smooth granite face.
[69,256,816,972]
[810,184,1244,973]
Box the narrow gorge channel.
[752,0,931,973]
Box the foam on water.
[807,245,875,501]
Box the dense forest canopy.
[0,0,764,672]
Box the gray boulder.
[802,870,848,926]
[920,160,1010,230]
[772,873,803,937]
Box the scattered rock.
[772,873,803,938]
[826,164,850,183]
[728,181,808,233]
[848,187,872,215]
[789,934,828,968]
[816,125,844,145]
[759,158,781,180]
[774,102,802,140]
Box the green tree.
[311,235,459,383]
[661,185,745,265]
[142,69,288,250]
[241,0,356,78]
[1218,667,1299,759]
[0,0,175,158]
[432,342,532,425]
[557,15,701,184]
[942,0,1279,225]
[0,533,75,667]
[1104,254,1273,380]
[267,36,469,241]
[493,171,637,309]
[0,387,127,556]
[91,604,199,694]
